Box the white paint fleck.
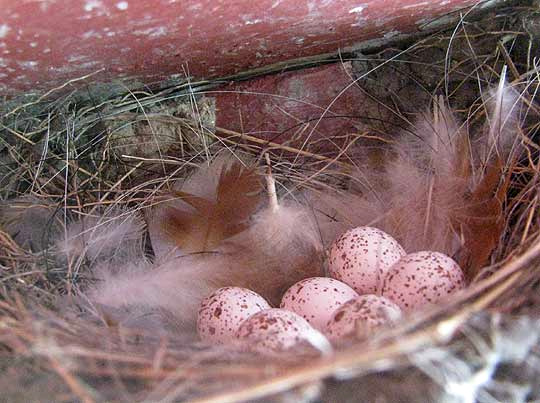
[349,6,365,13]
[68,54,89,63]
[79,61,100,69]
[0,24,10,39]
[294,37,305,45]
[271,0,282,8]
[116,1,128,10]
[19,61,39,69]
[403,1,429,9]
[30,42,38,48]
[350,5,368,27]
[84,0,104,12]
[133,26,167,38]
[43,48,51,53]
[82,30,102,39]
[245,19,262,25]
[52,60,99,74]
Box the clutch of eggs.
[197,287,330,354]
[328,226,465,311]
[197,226,467,352]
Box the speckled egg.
[280,277,358,331]
[325,295,402,341]
[381,251,466,311]
[197,287,271,344]
[236,308,330,355]
[328,226,406,294]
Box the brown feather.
[162,159,262,253]
[457,158,514,280]
[455,72,522,279]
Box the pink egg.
[280,277,358,331]
[236,308,330,355]
[381,251,466,311]
[325,295,402,341]
[197,287,271,344]
[328,226,406,295]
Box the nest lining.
[1,2,540,402]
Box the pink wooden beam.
[1,0,486,96]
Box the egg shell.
[197,287,271,344]
[280,277,358,331]
[381,251,466,311]
[236,308,329,355]
[328,226,406,295]
[325,295,402,341]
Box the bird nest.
[1,2,540,402]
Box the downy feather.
[84,157,323,331]
[59,208,146,266]
[314,70,522,280]
[90,201,323,330]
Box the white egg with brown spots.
[197,287,271,344]
[381,251,465,311]
[328,226,406,295]
[325,295,402,341]
[236,308,330,355]
[280,277,358,331]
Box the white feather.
[86,197,324,330]
[59,208,146,265]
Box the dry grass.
[1,2,540,402]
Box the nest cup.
[1,3,540,402]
